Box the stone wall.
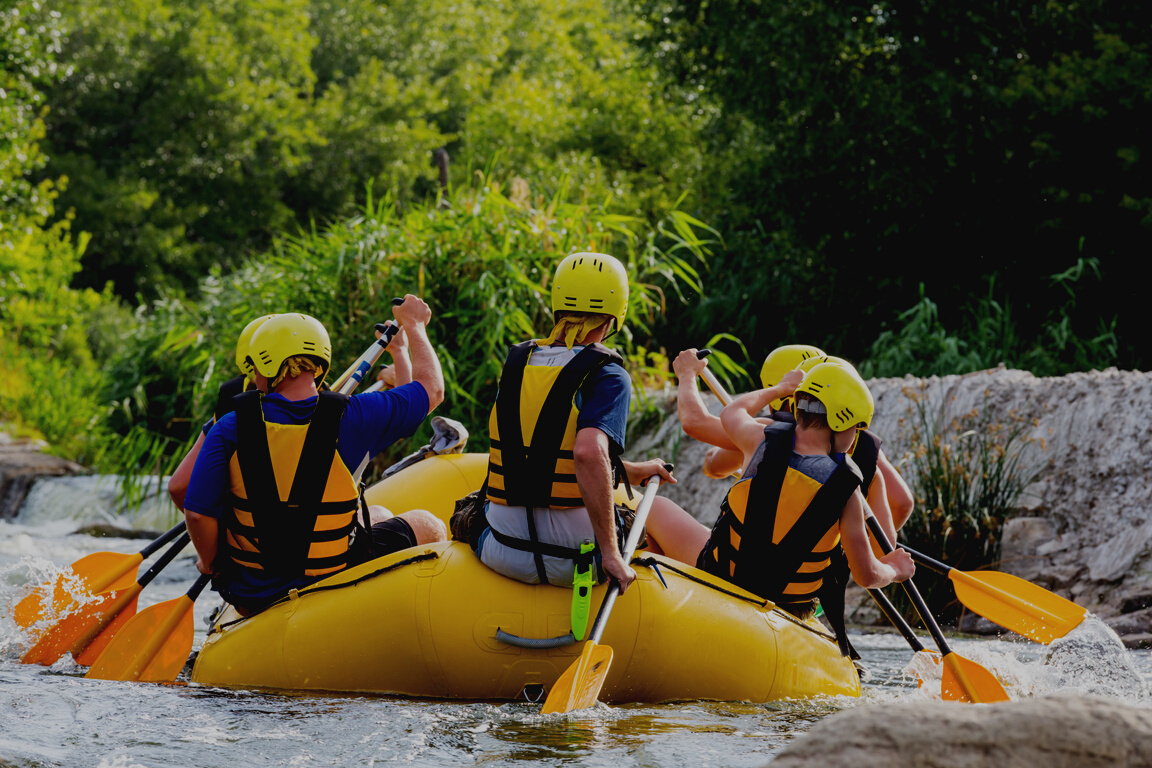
[628,367,1152,643]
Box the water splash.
[896,618,1150,704]
[17,474,176,532]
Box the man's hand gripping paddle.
[541,470,667,714]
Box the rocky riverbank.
[630,366,1152,646]
[0,430,85,521]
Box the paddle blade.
[73,593,141,666]
[540,641,614,714]
[14,552,142,629]
[20,587,140,666]
[86,596,196,683]
[950,569,1087,644]
[941,652,1010,704]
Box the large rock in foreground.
[771,696,1152,768]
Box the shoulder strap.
[492,341,534,504]
[285,392,349,506]
[215,376,246,421]
[736,420,796,575]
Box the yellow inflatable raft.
[190,455,861,703]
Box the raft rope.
[211,550,837,646]
[630,556,839,644]
[211,551,441,633]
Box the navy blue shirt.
[184,382,430,605]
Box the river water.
[2,477,1150,768]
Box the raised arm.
[719,369,803,469]
[392,295,444,410]
[672,349,737,450]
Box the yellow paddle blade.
[950,569,1087,644]
[73,593,142,666]
[20,586,141,666]
[15,552,142,630]
[86,596,195,683]
[540,641,614,714]
[941,652,1010,704]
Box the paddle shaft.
[586,476,663,645]
[138,521,188,559]
[868,587,926,653]
[861,510,955,656]
[138,532,192,589]
[330,299,405,393]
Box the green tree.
[641,0,1150,369]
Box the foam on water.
[16,473,176,532]
[893,617,1150,705]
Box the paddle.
[15,521,188,632]
[85,574,212,683]
[21,532,191,666]
[541,472,665,714]
[902,546,1087,644]
[862,507,1010,703]
[329,299,405,393]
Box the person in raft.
[672,345,915,536]
[168,313,277,512]
[475,252,673,593]
[643,361,915,617]
[182,299,447,614]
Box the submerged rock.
[771,695,1152,768]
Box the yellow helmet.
[793,362,873,432]
[797,354,856,374]
[551,252,629,336]
[248,313,332,383]
[235,314,277,383]
[760,344,825,411]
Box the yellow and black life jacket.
[484,340,626,585]
[223,391,360,578]
[487,341,623,509]
[214,375,246,422]
[697,420,863,606]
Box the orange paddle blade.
[950,569,1087,644]
[86,596,196,683]
[21,586,141,666]
[941,652,1010,704]
[15,552,143,629]
[540,641,615,714]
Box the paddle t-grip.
[696,348,712,360]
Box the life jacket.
[484,340,626,585]
[487,341,623,509]
[214,375,246,422]
[223,391,360,578]
[698,420,863,605]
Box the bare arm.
[840,492,915,589]
[392,295,444,410]
[673,349,737,450]
[866,467,898,554]
[185,509,220,576]
[878,450,915,530]
[720,369,803,470]
[168,431,206,510]
[574,427,635,593]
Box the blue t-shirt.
[184,382,430,605]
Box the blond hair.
[271,355,322,388]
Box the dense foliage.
[640,0,1149,372]
[28,0,705,301]
[95,174,717,482]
